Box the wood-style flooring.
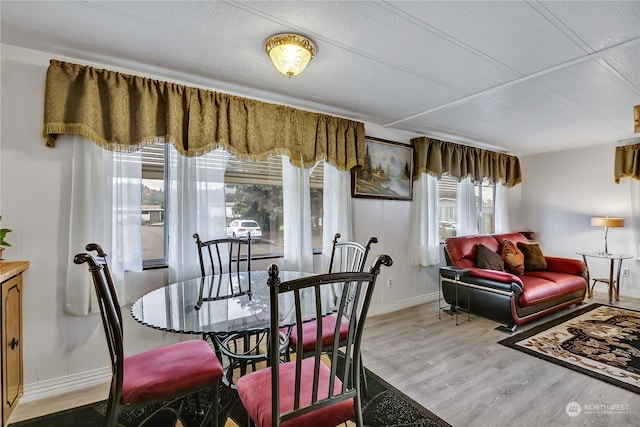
[10,293,640,427]
[361,293,640,427]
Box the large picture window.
[141,143,323,266]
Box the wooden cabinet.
[1,261,28,427]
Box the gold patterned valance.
[614,142,640,183]
[411,137,522,187]
[42,60,364,171]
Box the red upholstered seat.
[236,357,355,427]
[288,315,349,352]
[122,340,223,404]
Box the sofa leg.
[495,323,517,333]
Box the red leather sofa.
[442,232,587,331]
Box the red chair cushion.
[122,339,223,404]
[289,316,349,352]
[236,357,355,427]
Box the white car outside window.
[227,220,262,242]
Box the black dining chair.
[74,243,223,427]
[236,254,392,427]
[288,233,378,395]
[193,232,288,385]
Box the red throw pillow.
[499,239,524,275]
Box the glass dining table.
[131,269,344,387]
[130,270,331,337]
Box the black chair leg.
[361,358,369,398]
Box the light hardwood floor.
[10,292,640,426]
[361,293,640,427]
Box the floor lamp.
[590,217,624,254]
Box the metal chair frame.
[315,233,378,395]
[74,244,220,427]
[193,232,288,386]
[237,255,392,427]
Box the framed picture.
[352,137,414,201]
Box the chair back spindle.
[328,233,378,273]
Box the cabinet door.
[2,273,23,424]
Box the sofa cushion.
[476,244,504,271]
[499,239,525,275]
[518,272,586,306]
[444,235,500,268]
[517,242,548,272]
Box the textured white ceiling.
[1,0,639,155]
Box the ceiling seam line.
[383,37,640,127]
[378,1,525,77]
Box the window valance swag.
[411,137,522,187]
[614,142,640,183]
[42,60,365,171]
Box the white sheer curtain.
[412,173,441,266]
[282,156,314,272]
[494,182,511,233]
[631,179,640,259]
[456,177,479,236]
[321,162,353,272]
[65,135,142,315]
[167,146,229,282]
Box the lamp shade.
[590,217,624,228]
[265,33,316,77]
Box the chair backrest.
[193,232,252,277]
[73,244,124,423]
[267,254,393,426]
[328,233,378,273]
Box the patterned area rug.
[499,303,640,394]
[10,366,451,427]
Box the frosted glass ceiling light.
[265,33,316,77]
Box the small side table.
[576,252,633,303]
[439,266,470,325]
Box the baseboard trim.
[368,292,438,317]
[21,367,111,403]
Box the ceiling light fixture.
[265,33,316,77]
[635,105,639,133]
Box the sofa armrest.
[544,257,585,276]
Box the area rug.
[9,366,451,427]
[499,303,640,394]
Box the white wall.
[517,145,638,296]
[1,45,440,400]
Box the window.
[437,175,495,240]
[224,154,323,257]
[140,143,323,265]
[141,143,167,265]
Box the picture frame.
[352,136,414,201]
